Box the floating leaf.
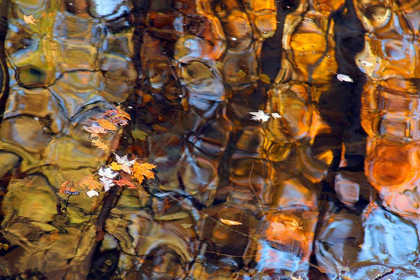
[110,162,122,171]
[220,218,242,226]
[83,124,107,138]
[259,73,271,84]
[99,176,115,192]
[59,181,73,194]
[77,176,102,191]
[24,15,38,25]
[97,119,117,131]
[181,223,193,229]
[132,162,157,184]
[87,190,99,198]
[98,167,118,179]
[131,129,149,141]
[92,138,109,151]
[249,110,270,123]
[59,181,79,195]
[337,74,354,83]
[114,178,136,188]
[116,106,131,120]
[271,113,282,119]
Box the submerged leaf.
[131,129,149,141]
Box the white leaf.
[99,176,115,192]
[115,154,136,167]
[98,167,118,179]
[87,190,99,198]
[249,110,270,123]
[271,113,282,119]
[337,74,354,83]
[359,60,373,66]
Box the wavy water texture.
[0,0,419,279]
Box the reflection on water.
[0,0,420,279]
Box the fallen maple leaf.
[59,181,73,193]
[114,154,136,174]
[220,218,242,226]
[98,167,118,179]
[116,106,131,120]
[92,138,109,151]
[114,178,136,188]
[99,176,115,192]
[77,176,102,191]
[249,110,270,123]
[110,162,122,171]
[24,15,38,25]
[132,162,156,184]
[83,124,107,138]
[59,181,80,195]
[97,119,117,131]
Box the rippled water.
[0,0,419,279]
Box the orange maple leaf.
[77,176,102,191]
[97,119,117,131]
[132,162,156,184]
[92,138,109,151]
[116,106,131,120]
[114,178,136,188]
[59,181,73,193]
[59,181,79,195]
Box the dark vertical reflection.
[311,0,368,277]
[260,0,299,81]
[0,0,8,123]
